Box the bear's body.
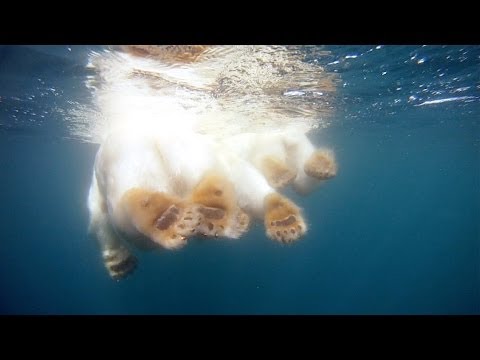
[84,46,338,279]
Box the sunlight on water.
[64,46,339,144]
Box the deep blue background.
[0,45,478,314]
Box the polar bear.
[82,45,338,280]
[88,125,337,279]
[88,125,248,278]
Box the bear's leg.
[190,170,250,239]
[120,188,203,250]
[95,220,138,281]
[88,175,137,280]
[283,133,337,195]
[257,155,297,189]
[264,193,307,244]
[220,154,307,243]
[233,133,297,190]
[304,149,337,180]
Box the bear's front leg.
[258,155,297,189]
[219,153,308,243]
[282,133,338,195]
[304,149,337,180]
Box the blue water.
[0,45,478,314]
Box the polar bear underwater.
[81,45,339,280]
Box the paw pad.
[267,214,306,243]
[264,193,307,244]
[304,150,337,180]
[198,206,226,220]
[155,205,180,230]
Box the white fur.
[221,131,322,195]
[81,46,336,277]
[87,173,116,247]
[89,124,281,229]
[215,145,276,218]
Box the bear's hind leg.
[101,238,138,281]
[90,217,138,280]
[89,212,138,280]
[120,188,203,250]
[190,171,250,239]
[88,173,137,280]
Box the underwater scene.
[0,45,478,314]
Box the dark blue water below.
[0,45,478,314]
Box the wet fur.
[86,46,338,279]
